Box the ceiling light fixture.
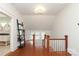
[34,5,46,14]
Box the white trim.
[4,50,11,56]
[10,45,18,52]
[68,48,79,56]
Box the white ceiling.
[12,3,67,15]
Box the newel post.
[47,35,50,51]
[65,35,68,52]
[44,34,47,40]
[43,34,47,48]
[33,34,35,47]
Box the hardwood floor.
[6,41,71,56]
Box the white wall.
[23,15,55,40]
[0,3,23,51]
[26,30,52,40]
[0,17,10,23]
[23,15,55,30]
[52,4,79,55]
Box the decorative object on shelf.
[0,23,10,33]
[0,24,3,31]
[1,23,7,27]
[4,23,10,32]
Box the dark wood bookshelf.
[17,19,25,48]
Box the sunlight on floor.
[0,46,10,56]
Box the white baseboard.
[68,48,79,56]
[10,45,18,52]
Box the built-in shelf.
[0,33,9,35]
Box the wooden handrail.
[33,34,35,47]
[46,35,68,52]
[32,34,68,53]
[50,38,65,40]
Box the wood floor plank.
[6,41,71,56]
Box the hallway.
[6,41,71,56]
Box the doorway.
[0,12,11,56]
